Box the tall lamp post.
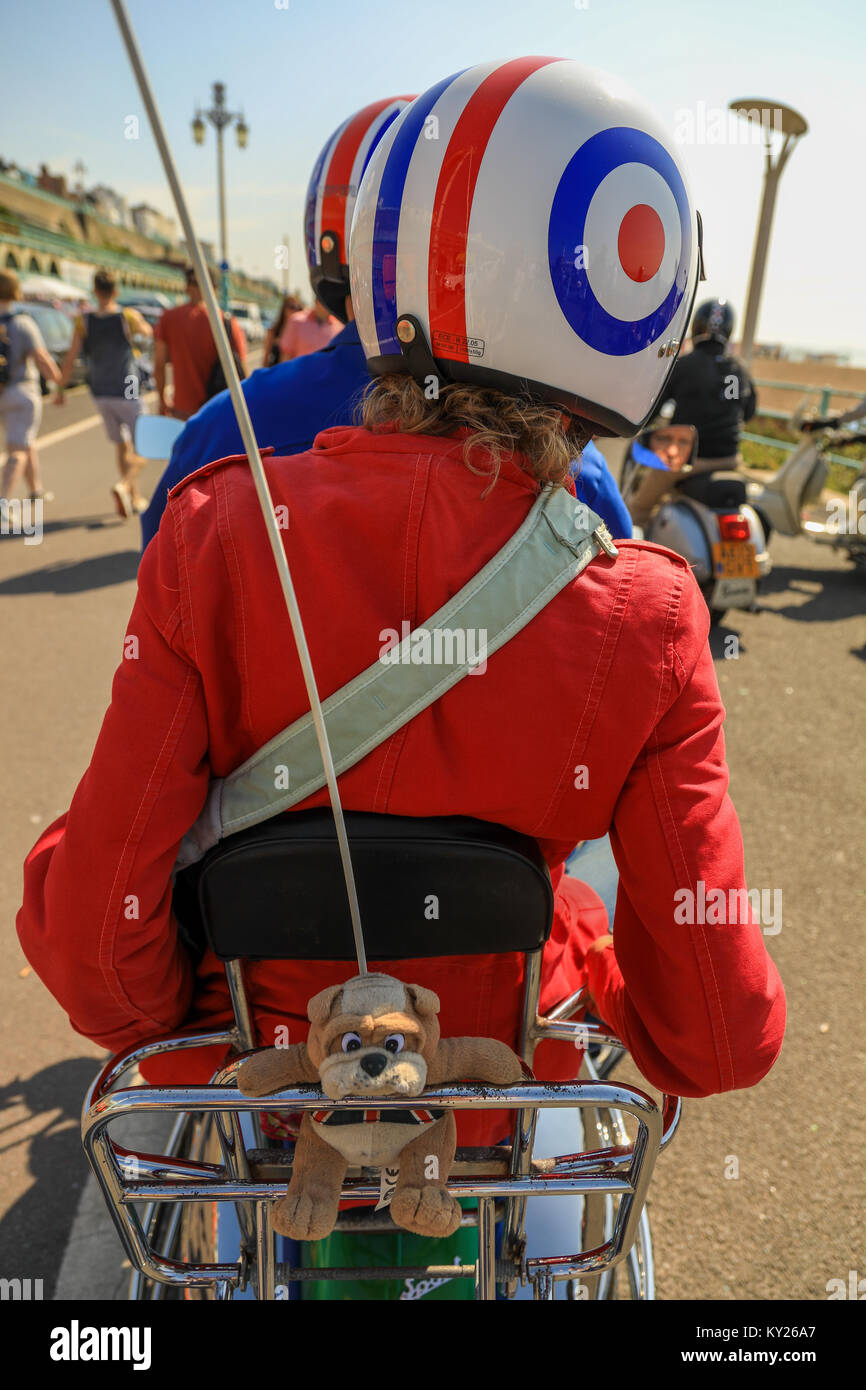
[729,98,807,365]
[192,83,249,309]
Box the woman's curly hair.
[359,374,591,492]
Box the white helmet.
[350,58,703,435]
[304,96,414,321]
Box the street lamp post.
[729,98,807,365]
[192,83,249,310]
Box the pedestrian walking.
[56,268,152,517]
[0,269,61,510]
[154,266,246,420]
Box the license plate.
[712,541,759,579]
[711,576,756,610]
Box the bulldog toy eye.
[341,1032,363,1053]
[384,1034,405,1054]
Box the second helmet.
[305,96,415,321]
[692,298,735,343]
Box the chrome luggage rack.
[82,990,681,1302]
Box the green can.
[300,1202,481,1301]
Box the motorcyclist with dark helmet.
[664,298,757,472]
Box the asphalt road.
[0,401,863,1301]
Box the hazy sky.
[5,0,864,355]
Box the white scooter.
[619,420,771,625]
[745,399,866,572]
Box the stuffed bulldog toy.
[237,972,523,1241]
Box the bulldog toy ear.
[307,983,344,1025]
[406,984,440,1018]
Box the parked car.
[20,299,87,392]
[229,301,265,346]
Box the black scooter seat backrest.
[173,809,554,963]
[675,470,747,509]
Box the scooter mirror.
[646,423,697,473]
[134,413,185,461]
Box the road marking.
[38,392,159,450]
[38,415,102,449]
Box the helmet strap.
[395,314,446,397]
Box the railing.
[753,378,864,421]
[746,379,865,473]
[741,430,863,473]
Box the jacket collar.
[311,423,575,497]
[333,319,360,346]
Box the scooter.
[745,399,866,572]
[619,422,771,625]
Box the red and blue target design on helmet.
[350,59,702,435]
[304,95,414,320]
[548,126,692,356]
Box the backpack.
[205,315,246,400]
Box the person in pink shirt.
[278,298,341,360]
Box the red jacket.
[18,426,784,1123]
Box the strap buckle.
[592,523,619,558]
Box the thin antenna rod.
[109,0,367,974]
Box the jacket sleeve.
[16,502,210,1056]
[585,571,785,1097]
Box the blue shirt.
[570,441,633,539]
[141,320,632,547]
